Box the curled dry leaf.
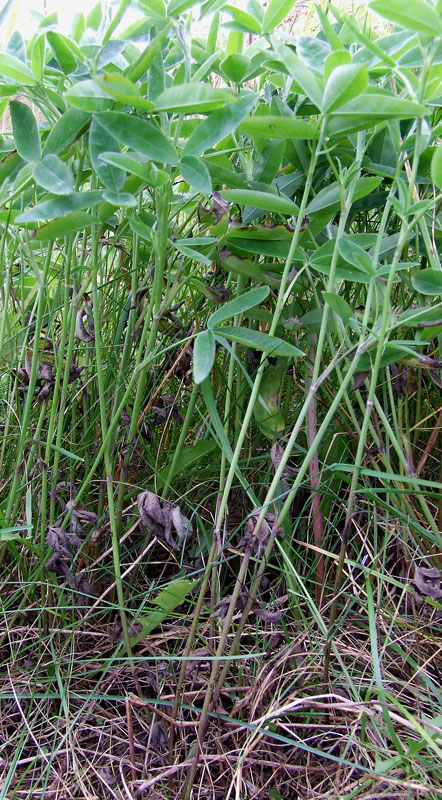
[252,602,283,623]
[45,508,97,602]
[131,285,148,310]
[151,394,183,426]
[64,499,98,536]
[150,720,167,753]
[389,363,408,398]
[36,384,51,401]
[211,588,282,623]
[61,569,96,602]
[211,585,249,619]
[430,369,442,390]
[270,442,298,483]
[413,565,442,606]
[352,372,369,392]
[15,342,83,403]
[96,767,117,788]
[237,507,282,556]
[46,526,81,560]
[75,299,95,343]
[121,408,131,426]
[184,647,213,680]
[137,490,193,550]
[212,285,230,302]
[213,191,230,223]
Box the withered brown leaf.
[137,490,193,550]
[237,508,282,556]
[413,565,442,605]
[75,299,95,343]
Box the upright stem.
[90,223,133,667]
[181,123,325,799]
[307,335,325,606]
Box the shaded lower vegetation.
[1,0,442,797]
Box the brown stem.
[126,697,137,782]
[416,406,442,477]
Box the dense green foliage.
[1,0,442,796]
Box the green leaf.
[47,442,85,462]
[431,143,442,189]
[128,213,153,242]
[97,40,126,69]
[46,31,79,74]
[94,73,155,112]
[0,525,31,538]
[174,243,212,266]
[71,12,85,41]
[396,305,442,327]
[315,4,343,51]
[43,108,90,155]
[227,238,294,260]
[32,211,98,240]
[310,241,370,283]
[86,1,102,29]
[239,115,318,140]
[412,270,442,295]
[253,364,285,438]
[369,0,442,37]
[215,327,304,357]
[325,94,428,136]
[0,53,37,84]
[168,0,196,15]
[193,329,216,384]
[153,83,234,113]
[99,152,167,186]
[224,4,262,34]
[156,577,196,611]
[220,189,299,215]
[220,53,251,82]
[31,33,45,81]
[297,35,331,73]
[226,225,305,259]
[322,63,368,113]
[208,286,270,329]
[0,85,18,96]
[337,237,375,276]
[10,101,41,163]
[306,176,382,214]
[90,116,126,192]
[0,0,15,30]
[131,579,196,643]
[102,190,137,206]
[323,49,351,82]
[180,156,212,195]
[33,155,74,194]
[200,0,228,17]
[225,30,243,56]
[124,24,171,82]
[6,31,25,62]
[16,191,103,222]
[219,250,268,283]
[271,40,323,108]
[0,151,23,186]
[156,441,217,490]
[183,94,257,157]
[65,79,113,112]
[262,0,296,32]
[94,111,178,164]
[323,291,354,323]
[200,378,235,461]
